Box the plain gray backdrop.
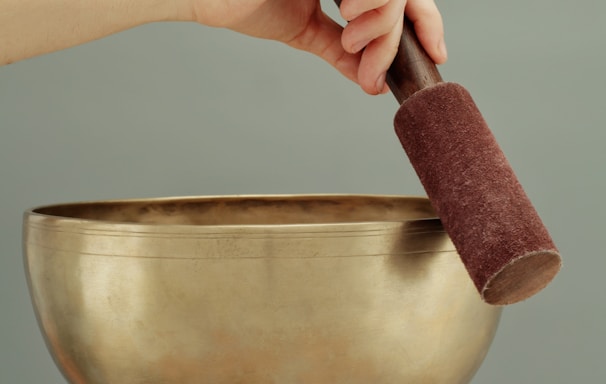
[1,0,604,382]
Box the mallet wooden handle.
[386,19,443,104]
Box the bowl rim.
[23,193,442,233]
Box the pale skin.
[0,0,447,95]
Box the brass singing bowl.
[23,194,501,384]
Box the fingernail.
[438,38,448,60]
[376,73,386,94]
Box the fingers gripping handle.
[333,0,442,103]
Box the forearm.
[0,0,192,65]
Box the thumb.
[286,8,361,85]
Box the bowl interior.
[31,194,437,226]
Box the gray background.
[1,0,604,382]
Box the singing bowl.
[23,194,501,384]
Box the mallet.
[336,2,561,305]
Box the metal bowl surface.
[23,195,501,384]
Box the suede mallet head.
[393,82,561,305]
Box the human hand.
[1,0,445,94]
[188,0,447,95]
